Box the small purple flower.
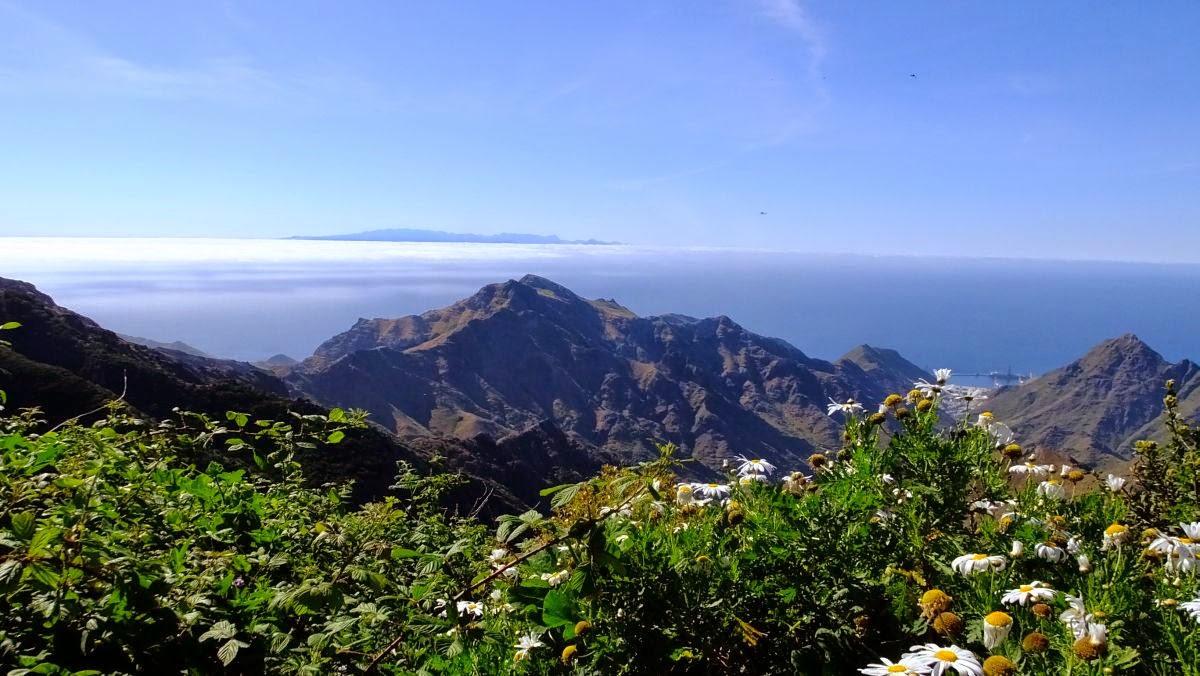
[233,576,246,588]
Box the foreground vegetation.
[1,353,1199,673]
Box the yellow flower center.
[1181,537,1195,544]
[707,483,719,488]
[1019,585,1034,593]
[972,554,988,561]
[986,611,1013,626]
[754,459,762,463]
[679,485,692,492]
[887,666,907,673]
[934,649,958,662]
[1105,524,1127,536]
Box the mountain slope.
[0,277,433,505]
[987,334,1200,466]
[287,275,930,474]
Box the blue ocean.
[4,237,1198,383]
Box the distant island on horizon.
[288,228,620,245]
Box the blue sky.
[1,1,1197,261]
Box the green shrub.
[2,378,1200,674]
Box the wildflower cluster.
[4,374,1200,674]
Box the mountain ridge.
[286,275,930,474]
[987,333,1200,466]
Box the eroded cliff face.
[287,275,930,474]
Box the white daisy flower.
[950,553,1006,576]
[905,643,983,676]
[1036,542,1068,563]
[739,474,768,485]
[1001,581,1056,605]
[781,471,810,495]
[1009,540,1024,558]
[974,412,995,429]
[735,456,777,477]
[1037,480,1066,500]
[1008,461,1053,478]
[858,655,929,675]
[982,611,1013,650]
[912,379,941,397]
[541,569,570,587]
[934,368,952,385]
[1105,474,1127,492]
[827,397,864,416]
[1066,536,1082,555]
[1102,524,1131,550]
[1180,598,1200,623]
[1060,595,1094,639]
[456,600,484,618]
[488,548,508,562]
[694,482,731,500]
[1182,522,1200,540]
[513,632,544,661]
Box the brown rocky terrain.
[987,334,1199,467]
[285,275,932,474]
[0,277,434,506]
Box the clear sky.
[1,1,1197,260]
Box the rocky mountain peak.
[988,333,1197,466]
[286,275,932,475]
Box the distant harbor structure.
[950,368,1035,387]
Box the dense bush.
[1,366,1199,674]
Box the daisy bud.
[1031,603,1053,619]
[883,393,903,407]
[982,655,1018,676]
[1009,540,1024,558]
[1022,631,1050,653]
[868,412,886,425]
[895,406,910,419]
[560,645,578,664]
[1002,443,1022,459]
[919,589,953,620]
[933,611,964,637]
[1072,623,1108,661]
[574,620,591,636]
[1077,554,1092,574]
[917,399,934,412]
[808,453,828,469]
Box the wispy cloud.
[0,1,371,106]
[756,0,831,108]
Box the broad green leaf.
[0,321,21,330]
[217,638,248,666]
[326,430,345,444]
[200,620,238,642]
[0,559,22,587]
[10,512,35,540]
[542,590,573,629]
[328,407,345,422]
[550,483,584,509]
[539,482,572,497]
[24,562,60,588]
